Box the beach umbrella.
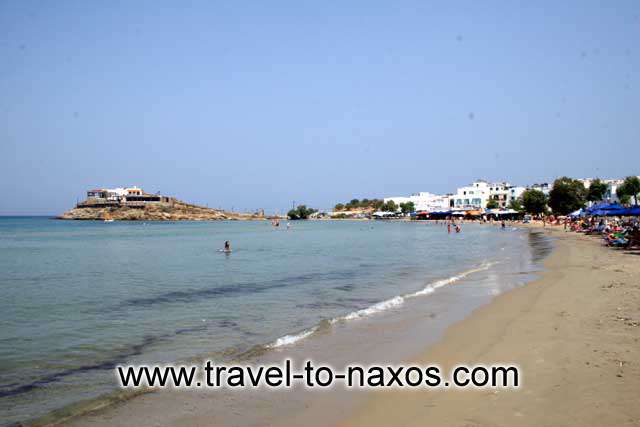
[498,209,518,215]
[619,206,640,216]
[568,209,582,218]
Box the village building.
[384,192,451,212]
[81,186,172,208]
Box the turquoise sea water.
[0,217,549,424]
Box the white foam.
[406,261,496,299]
[269,261,498,346]
[332,295,405,323]
[333,261,498,324]
[266,327,317,348]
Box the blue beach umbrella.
[619,206,640,216]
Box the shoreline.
[16,223,639,427]
[345,226,640,427]
[38,224,542,427]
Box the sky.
[1,0,639,215]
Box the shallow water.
[0,218,547,424]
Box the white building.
[451,180,526,210]
[452,181,490,209]
[106,187,128,201]
[487,182,526,209]
[529,183,550,195]
[384,192,451,212]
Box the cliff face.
[58,200,264,221]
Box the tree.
[399,201,415,214]
[617,176,640,205]
[508,198,523,212]
[548,177,586,215]
[618,194,632,205]
[349,199,360,207]
[586,178,608,202]
[287,205,317,220]
[334,203,344,211]
[521,189,548,215]
[380,200,397,212]
[486,199,499,209]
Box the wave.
[266,327,319,348]
[265,261,497,348]
[331,296,405,323]
[405,261,497,298]
[4,261,499,400]
[10,260,500,427]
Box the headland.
[58,186,264,221]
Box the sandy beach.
[48,225,640,427]
[346,225,640,427]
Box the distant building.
[385,180,526,212]
[384,192,450,212]
[578,177,640,203]
[87,187,128,201]
[125,186,143,196]
[452,180,490,209]
[529,183,551,195]
[87,189,107,199]
[81,186,171,208]
[487,182,526,209]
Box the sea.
[0,217,552,425]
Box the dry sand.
[344,226,640,427]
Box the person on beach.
[501,220,506,229]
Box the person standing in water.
[224,241,231,252]
[455,224,461,233]
[447,222,451,234]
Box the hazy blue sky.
[1,1,638,215]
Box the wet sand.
[56,226,640,427]
[345,226,640,427]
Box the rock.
[58,199,264,222]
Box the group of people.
[564,216,640,249]
[270,219,292,229]
[446,221,462,234]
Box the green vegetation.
[508,198,523,212]
[334,198,384,211]
[618,193,631,205]
[287,205,317,220]
[586,178,608,202]
[486,199,499,209]
[616,176,640,205]
[521,189,548,215]
[548,177,586,215]
[380,200,398,212]
[399,201,415,214]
